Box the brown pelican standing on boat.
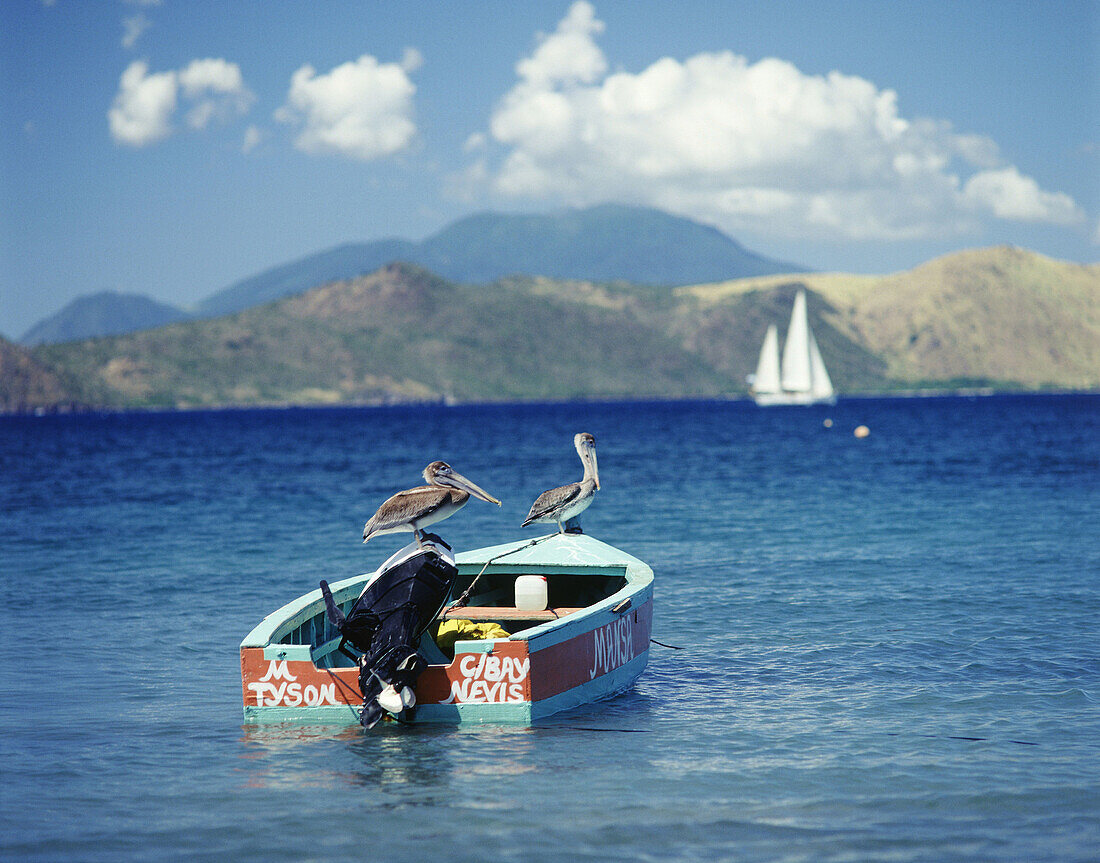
[363,461,502,548]
[522,432,600,533]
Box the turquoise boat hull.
[240,533,654,725]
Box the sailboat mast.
[780,291,812,393]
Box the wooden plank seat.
[440,606,584,622]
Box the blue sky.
[2,0,1096,339]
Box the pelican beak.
[445,469,502,506]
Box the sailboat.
[751,290,836,406]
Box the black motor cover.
[320,535,457,728]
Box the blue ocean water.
[1,394,1097,862]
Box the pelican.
[522,432,600,533]
[363,461,502,548]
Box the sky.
[1,0,1097,340]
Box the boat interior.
[280,566,628,670]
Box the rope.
[448,532,562,611]
[444,535,687,657]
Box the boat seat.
[439,606,584,622]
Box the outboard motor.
[319,534,457,728]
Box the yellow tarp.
[435,618,509,653]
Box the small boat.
[240,532,653,725]
[751,289,836,406]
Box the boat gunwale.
[240,533,653,653]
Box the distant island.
[4,245,1097,414]
[18,204,799,346]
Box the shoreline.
[4,386,1098,419]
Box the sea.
[1,394,1097,862]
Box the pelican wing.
[522,482,582,525]
[364,486,450,536]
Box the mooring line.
[885,731,1038,746]
[448,533,561,610]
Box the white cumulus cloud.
[178,57,255,129]
[108,60,177,146]
[108,58,253,146]
[276,54,417,161]
[517,0,606,87]
[963,167,1083,224]
[469,1,1083,241]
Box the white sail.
[808,330,835,400]
[753,324,782,394]
[752,289,837,406]
[780,290,812,393]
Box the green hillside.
[14,248,1100,413]
[0,336,80,412]
[30,264,735,409]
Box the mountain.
[21,204,796,343]
[18,247,1099,413]
[194,239,416,318]
[0,336,80,412]
[685,246,1100,390]
[844,247,1100,389]
[21,205,798,345]
[195,204,799,317]
[20,291,189,346]
[413,204,798,284]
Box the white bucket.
[514,575,548,611]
